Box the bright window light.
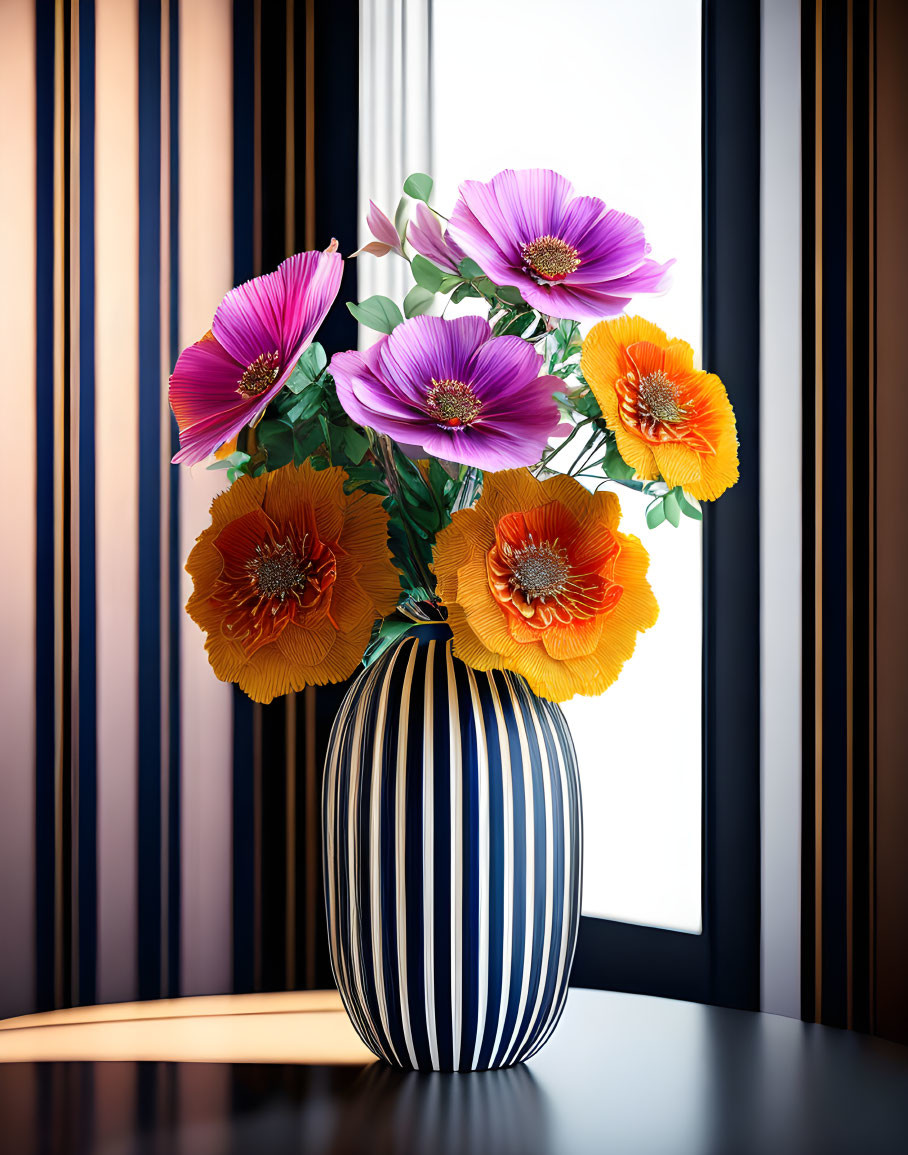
[432,0,703,933]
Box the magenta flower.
[330,315,564,470]
[406,202,465,273]
[447,168,674,321]
[169,250,343,466]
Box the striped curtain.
[0,0,358,1020]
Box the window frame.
[570,0,762,1011]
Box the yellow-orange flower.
[581,316,739,501]
[186,462,399,703]
[433,469,658,702]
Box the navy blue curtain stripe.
[167,0,181,1002]
[137,0,163,1002]
[34,0,57,1014]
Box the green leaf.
[604,437,635,481]
[410,254,445,292]
[403,172,434,202]
[457,257,484,279]
[494,309,537,338]
[284,342,327,393]
[573,390,603,418]
[677,489,703,521]
[292,423,325,465]
[663,489,682,528]
[496,284,524,305]
[393,195,409,238]
[404,284,436,318]
[646,499,667,530]
[347,295,404,334]
[451,282,481,304]
[337,425,370,465]
[256,419,295,470]
[283,390,323,424]
[438,274,462,294]
[207,450,251,473]
[298,341,327,379]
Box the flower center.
[506,535,571,602]
[521,235,581,283]
[637,370,683,425]
[249,535,313,606]
[425,378,483,428]
[236,351,280,399]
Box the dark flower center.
[521,235,581,283]
[425,378,483,428]
[249,535,314,606]
[236,351,280,399]
[637,370,683,428]
[211,514,338,656]
[507,535,571,602]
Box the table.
[1,988,907,1154]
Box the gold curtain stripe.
[53,0,67,1012]
[68,0,82,1009]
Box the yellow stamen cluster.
[236,350,280,398]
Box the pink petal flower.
[169,250,342,466]
[330,315,562,471]
[366,200,402,253]
[406,203,465,273]
[447,168,674,321]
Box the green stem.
[376,435,438,597]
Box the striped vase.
[322,623,582,1072]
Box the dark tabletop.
[2,988,907,1155]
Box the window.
[359,0,760,1008]
[431,0,704,934]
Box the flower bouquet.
[170,168,738,1070]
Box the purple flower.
[406,203,465,273]
[447,168,674,321]
[330,315,564,470]
[351,201,403,258]
[169,250,343,466]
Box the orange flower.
[433,469,658,702]
[186,462,399,703]
[581,316,739,501]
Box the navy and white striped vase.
[322,622,582,1072]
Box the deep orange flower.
[433,469,658,702]
[186,462,399,703]
[581,316,739,501]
